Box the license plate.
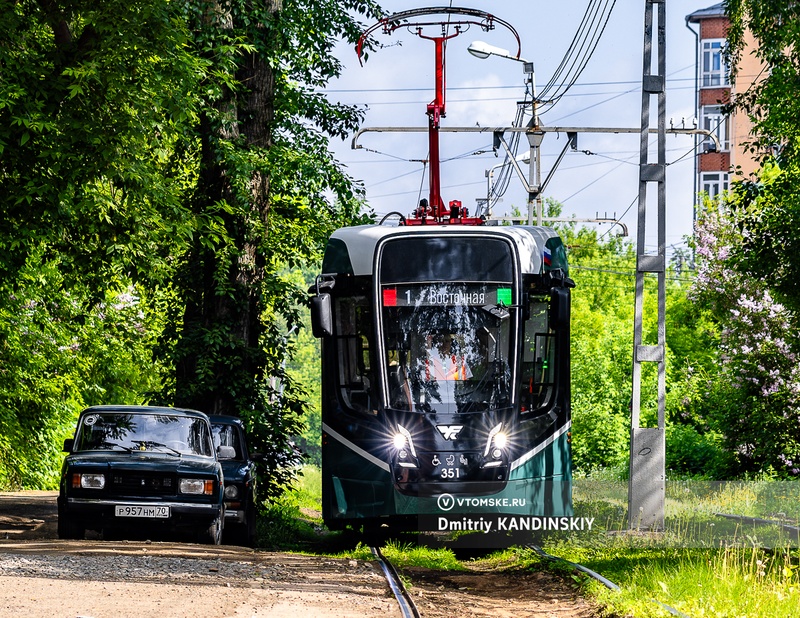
[115,505,170,518]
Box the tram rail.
[527,544,690,618]
[370,546,421,618]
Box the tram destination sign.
[383,284,512,308]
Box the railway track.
[527,544,690,618]
[370,546,421,618]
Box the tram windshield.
[382,284,513,413]
[379,236,515,414]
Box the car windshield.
[211,423,243,460]
[73,412,213,457]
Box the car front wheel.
[57,509,84,540]
[205,515,223,545]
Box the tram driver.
[425,333,473,382]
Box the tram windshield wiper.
[482,304,510,320]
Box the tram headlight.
[393,425,417,457]
[484,423,508,458]
[392,424,418,469]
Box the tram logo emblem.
[436,425,464,440]
[437,493,455,511]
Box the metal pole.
[628,0,666,532]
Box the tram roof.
[323,224,565,277]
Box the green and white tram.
[311,223,574,531]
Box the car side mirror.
[217,445,236,460]
[310,293,333,338]
[63,438,74,453]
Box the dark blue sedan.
[210,415,259,546]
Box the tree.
[0,0,201,288]
[0,1,380,493]
[165,0,379,495]
[724,2,800,310]
[688,200,800,477]
[0,0,201,489]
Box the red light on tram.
[383,288,397,306]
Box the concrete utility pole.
[628,0,667,531]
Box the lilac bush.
[691,203,800,476]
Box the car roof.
[208,414,245,428]
[81,405,211,422]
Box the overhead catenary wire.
[535,0,617,112]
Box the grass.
[254,465,328,550]
[553,473,800,616]
[540,542,800,617]
[256,465,800,617]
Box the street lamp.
[469,41,541,224]
[468,40,534,75]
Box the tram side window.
[520,298,556,414]
[334,296,374,414]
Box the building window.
[701,39,728,87]
[701,105,729,151]
[701,172,729,200]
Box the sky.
[324,1,713,256]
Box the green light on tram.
[497,288,512,306]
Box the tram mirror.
[549,288,569,329]
[310,293,333,338]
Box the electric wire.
[536,0,617,113]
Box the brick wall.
[700,17,728,39]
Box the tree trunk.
[174,1,279,416]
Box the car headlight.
[72,473,105,489]
[179,478,214,495]
[224,484,239,499]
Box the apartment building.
[686,2,760,202]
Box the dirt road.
[0,492,598,618]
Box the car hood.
[66,452,219,475]
[219,460,250,482]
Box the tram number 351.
[440,467,463,479]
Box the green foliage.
[688,200,800,478]
[0,0,201,286]
[725,3,800,308]
[0,0,378,493]
[0,246,169,489]
[570,403,629,472]
[665,425,731,479]
[161,0,378,499]
[561,221,734,477]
